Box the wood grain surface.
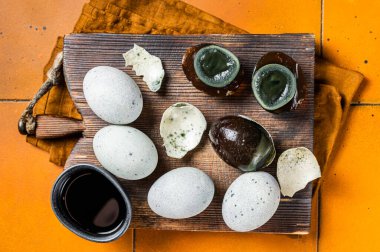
[63,33,315,233]
[35,115,85,139]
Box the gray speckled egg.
[83,66,143,124]
[222,172,280,232]
[148,167,214,219]
[93,125,158,180]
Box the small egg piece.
[209,115,275,172]
[277,147,321,197]
[93,125,158,180]
[251,52,306,113]
[148,167,215,219]
[182,44,244,96]
[83,66,143,124]
[222,172,280,232]
[160,102,207,159]
[123,44,164,92]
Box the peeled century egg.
[83,66,143,124]
[182,44,244,96]
[209,115,276,172]
[93,125,158,180]
[251,52,306,113]
[222,172,281,232]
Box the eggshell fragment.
[222,172,280,232]
[123,44,165,92]
[83,66,143,124]
[93,125,158,180]
[277,147,321,197]
[148,167,214,219]
[160,102,207,158]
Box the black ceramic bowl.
[51,164,132,242]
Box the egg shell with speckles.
[222,172,280,232]
[277,147,321,197]
[148,167,215,219]
[93,125,158,180]
[83,66,143,124]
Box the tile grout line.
[317,191,322,252]
[351,103,380,106]
[132,229,136,252]
[320,0,325,57]
[0,99,31,102]
[317,0,324,251]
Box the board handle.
[19,114,85,139]
[32,115,85,139]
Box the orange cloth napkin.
[27,0,363,186]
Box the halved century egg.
[251,52,306,113]
[209,115,275,172]
[182,44,244,96]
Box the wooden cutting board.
[63,33,315,233]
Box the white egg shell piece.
[222,172,280,232]
[160,103,207,159]
[123,44,165,92]
[93,125,158,180]
[83,66,143,124]
[277,147,321,197]
[148,167,215,219]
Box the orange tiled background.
[0,0,379,251]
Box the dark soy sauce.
[62,171,126,234]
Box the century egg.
[222,172,280,232]
[209,115,275,172]
[182,44,244,96]
[83,66,143,124]
[148,167,214,219]
[93,125,158,180]
[251,52,306,113]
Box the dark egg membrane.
[209,115,276,172]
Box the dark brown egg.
[251,52,306,113]
[182,44,244,96]
[209,115,276,172]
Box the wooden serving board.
[63,33,315,233]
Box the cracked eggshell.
[93,125,158,180]
[277,147,321,197]
[83,66,143,124]
[148,167,214,219]
[160,102,207,158]
[222,172,280,232]
[123,44,165,92]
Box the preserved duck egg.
[252,52,306,113]
[209,115,275,172]
[182,44,244,96]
